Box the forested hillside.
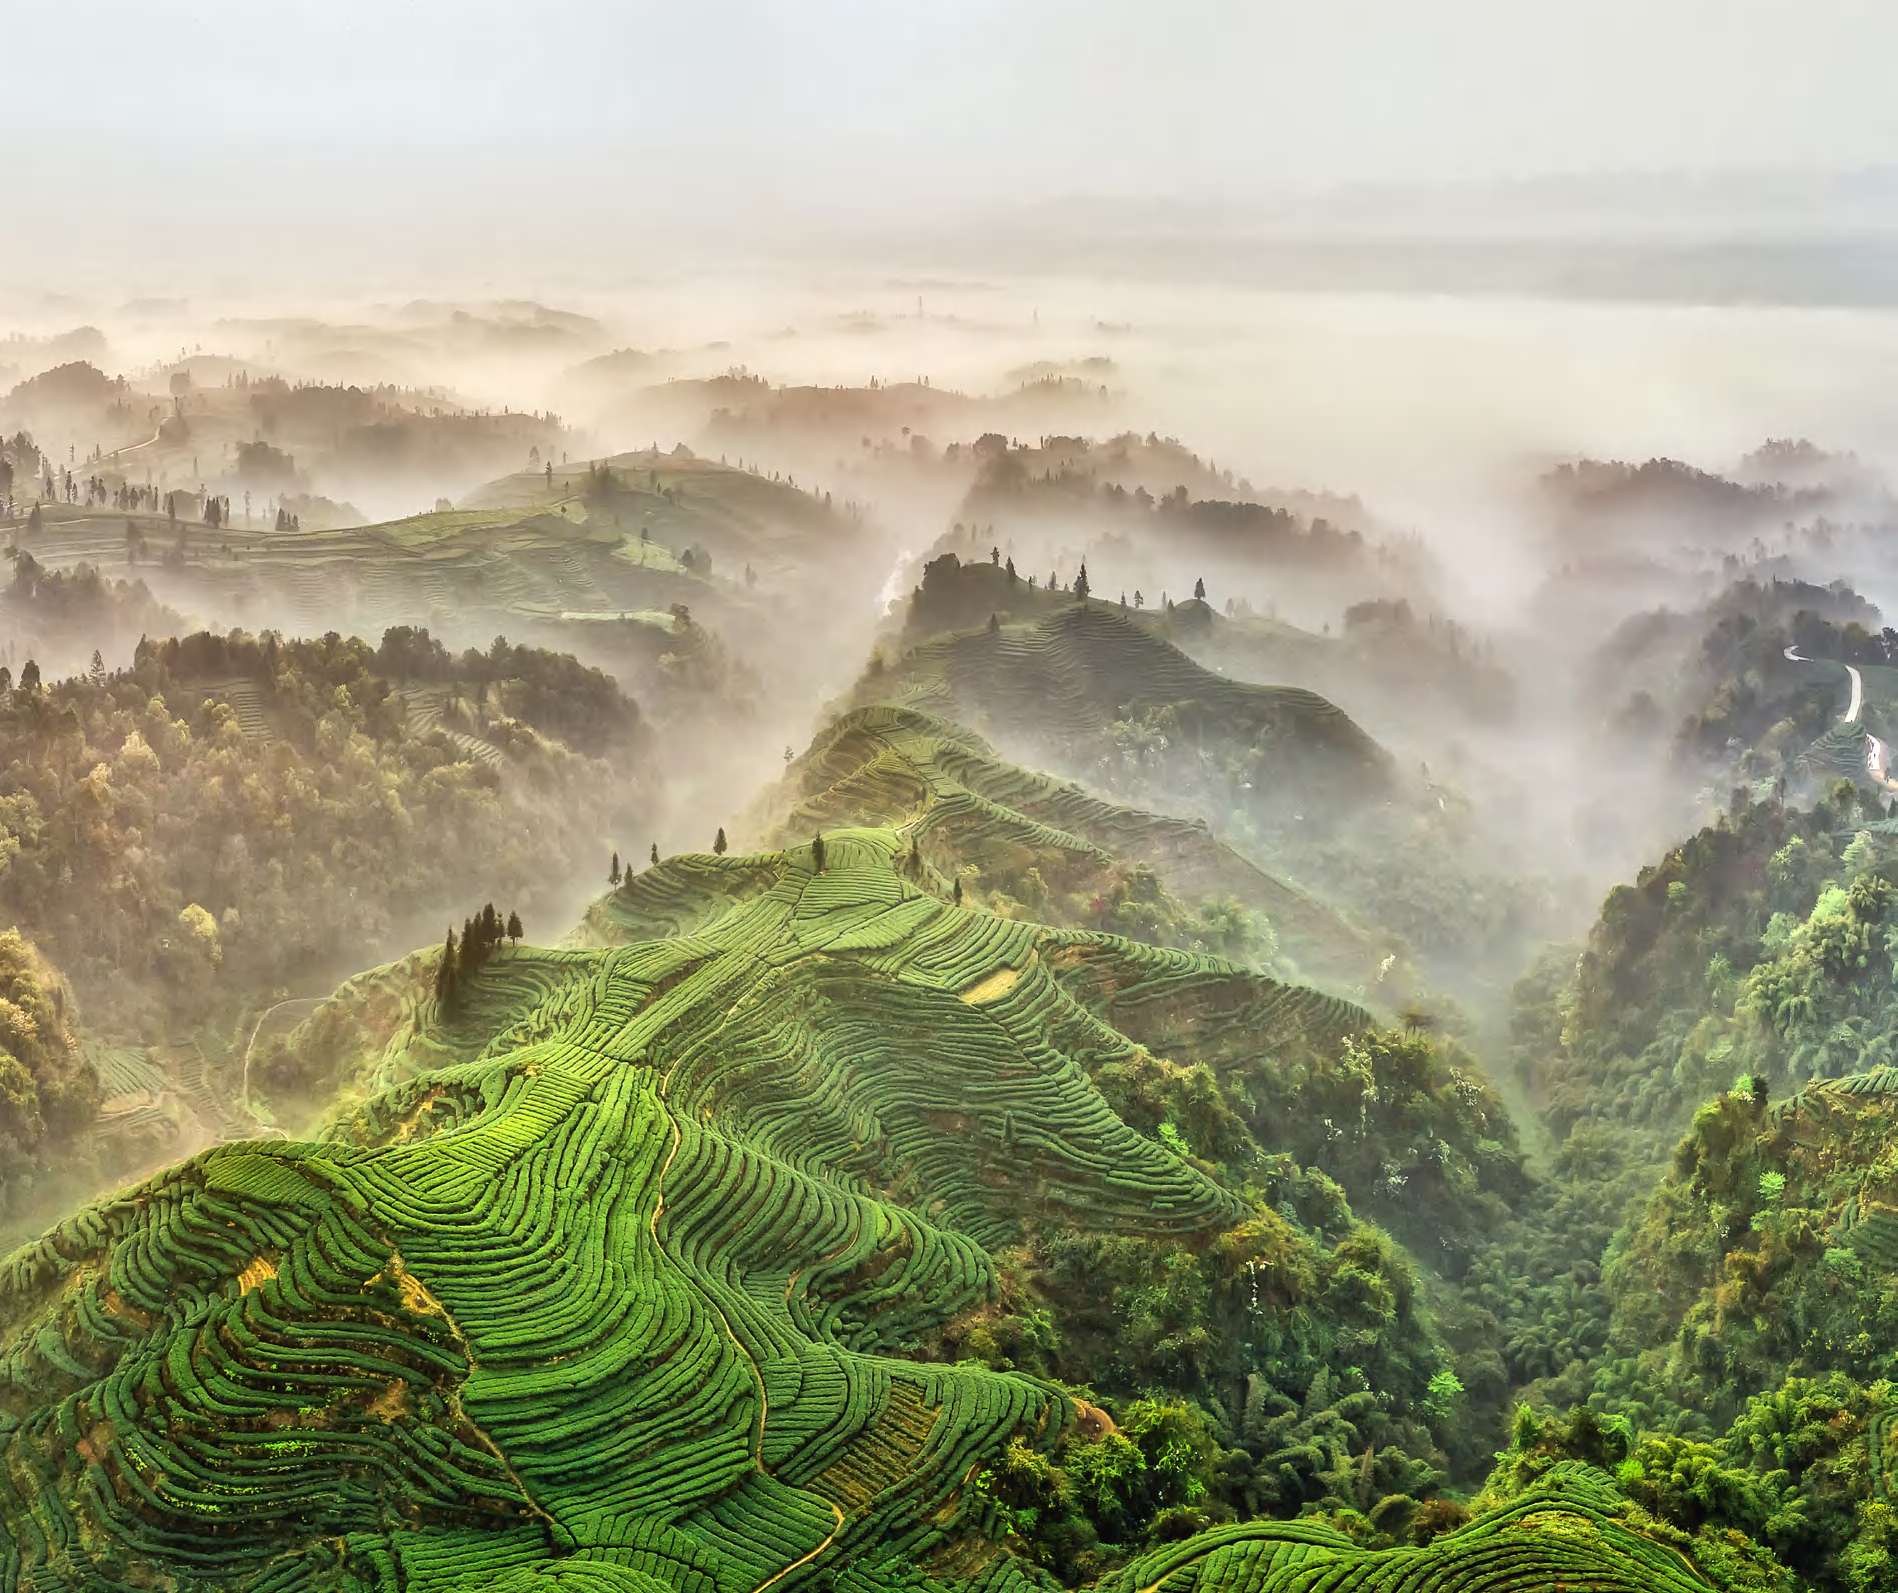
[8,259,1898,1593]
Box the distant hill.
[877,588,1395,831]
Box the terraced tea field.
[0,825,1703,1589]
[766,702,1394,988]
[1103,1464,1718,1592]
[7,453,853,694]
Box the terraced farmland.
[763,703,1394,988]
[0,829,1252,1591]
[0,793,1704,1592]
[1103,1464,1717,1592]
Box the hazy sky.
[9,1,1897,271]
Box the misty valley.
[0,285,1897,1593]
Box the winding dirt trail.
[238,996,323,1139]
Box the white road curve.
[1785,642,1898,790]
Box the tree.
[435,930,457,1004]
[610,851,621,885]
[713,827,728,856]
[1074,563,1090,602]
[177,903,221,968]
[990,545,1000,565]
[506,910,522,945]
[19,660,39,692]
[953,878,963,906]
[1006,557,1017,583]
[1194,576,1206,601]
[988,613,1000,635]
[88,650,105,684]
[650,842,660,866]
[812,832,827,873]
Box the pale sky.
[8,0,1898,268]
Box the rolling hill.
[874,596,1394,832]
[0,797,1550,1591]
[753,702,1396,994]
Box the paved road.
[1785,643,1896,789]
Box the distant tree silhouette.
[1074,563,1090,602]
[650,842,660,866]
[990,545,1000,564]
[1194,576,1206,601]
[506,910,522,945]
[434,929,457,1005]
[812,832,827,873]
[89,650,105,683]
[952,878,963,906]
[988,613,1000,635]
[713,827,728,856]
[1005,557,1017,583]
[610,851,621,885]
[19,660,39,691]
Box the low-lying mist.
[4,270,1897,1144]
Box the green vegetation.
[878,589,1392,833]
[758,701,1395,991]
[0,624,652,1226]
[7,464,1898,1590]
[0,819,1535,1591]
[883,577,1562,986]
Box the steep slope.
[1609,1068,1898,1420]
[0,821,1532,1592]
[755,703,1395,992]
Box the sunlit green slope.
[0,829,1699,1590]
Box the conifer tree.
[713,827,728,856]
[610,851,621,885]
[506,910,522,945]
[952,878,963,906]
[650,842,660,866]
[435,929,456,1004]
[1194,576,1206,601]
[812,832,827,872]
[1074,562,1090,602]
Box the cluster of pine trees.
[434,902,522,1008]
